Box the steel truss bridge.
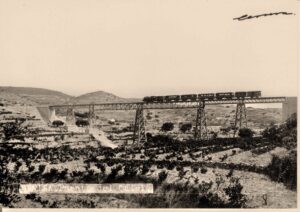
[49,96,286,145]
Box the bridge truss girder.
[49,96,286,111]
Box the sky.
[0,0,298,98]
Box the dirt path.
[89,127,117,149]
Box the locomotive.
[142,91,261,103]
[181,94,197,101]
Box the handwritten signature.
[233,12,295,21]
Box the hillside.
[0,87,141,106]
[0,86,72,105]
[73,91,141,104]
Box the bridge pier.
[233,100,247,137]
[133,104,146,146]
[194,100,208,141]
[66,106,75,124]
[49,108,56,122]
[88,104,95,127]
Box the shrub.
[52,120,64,127]
[231,150,236,155]
[180,123,192,133]
[161,122,174,132]
[219,154,228,162]
[167,162,175,170]
[200,167,208,174]
[158,171,168,182]
[238,128,254,138]
[262,126,279,140]
[38,164,46,174]
[226,169,234,178]
[192,165,199,172]
[223,177,247,208]
[2,120,26,141]
[75,119,89,127]
[28,166,35,172]
[266,150,297,190]
[286,113,297,129]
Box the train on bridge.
[143,91,261,103]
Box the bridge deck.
[49,97,286,110]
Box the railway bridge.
[49,96,286,145]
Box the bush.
[286,113,297,129]
[161,122,174,132]
[158,171,168,182]
[180,123,192,133]
[223,177,247,208]
[200,167,208,174]
[75,119,89,127]
[52,120,64,127]
[38,164,46,174]
[262,126,279,140]
[238,128,254,138]
[266,150,297,190]
[231,150,236,155]
[192,165,200,172]
[2,120,26,141]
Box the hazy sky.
[0,0,298,98]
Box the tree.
[238,128,254,138]
[161,122,174,132]
[180,123,192,133]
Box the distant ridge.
[0,86,141,106]
[73,90,140,104]
[0,86,72,105]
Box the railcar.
[246,91,261,98]
[143,96,164,103]
[198,93,215,100]
[235,91,247,99]
[216,92,234,100]
[181,94,198,102]
[164,95,181,102]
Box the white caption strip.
[19,183,153,194]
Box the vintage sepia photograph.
[0,0,298,209]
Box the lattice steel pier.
[194,100,208,141]
[233,100,247,137]
[132,104,146,146]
